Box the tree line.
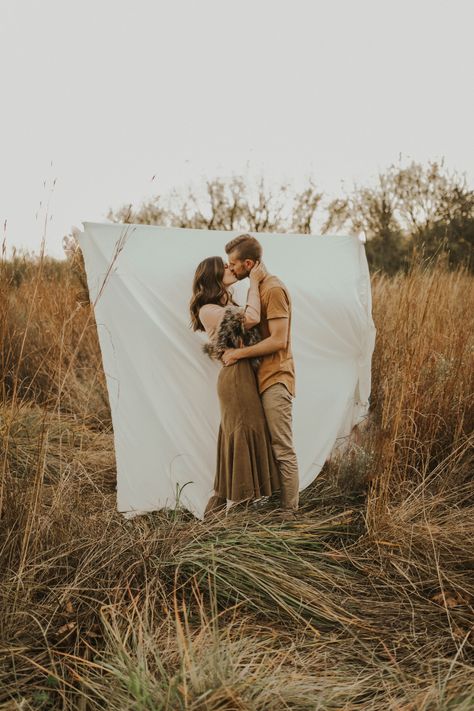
[100,159,472,274]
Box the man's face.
[226,250,254,280]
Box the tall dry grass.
[0,243,473,710]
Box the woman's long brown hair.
[189,256,236,332]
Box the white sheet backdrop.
[75,222,376,520]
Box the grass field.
[0,248,473,710]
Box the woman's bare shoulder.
[199,303,225,316]
[199,303,227,331]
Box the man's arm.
[222,317,289,366]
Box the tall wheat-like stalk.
[0,248,472,710]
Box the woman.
[189,257,280,518]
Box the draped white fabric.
[76,222,376,520]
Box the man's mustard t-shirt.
[257,275,295,397]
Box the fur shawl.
[202,305,262,371]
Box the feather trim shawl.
[202,305,262,371]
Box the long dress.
[215,357,280,501]
[199,302,281,505]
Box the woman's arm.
[242,261,266,328]
[242,282,261,328]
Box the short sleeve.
[265,287,290,319]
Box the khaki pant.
[261,383,299,511]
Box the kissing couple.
[190,233,299,521]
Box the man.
[222,233,299,519]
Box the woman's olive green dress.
[213,358,281,502]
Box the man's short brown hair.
[225,233,262,262]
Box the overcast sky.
[1,0,473,258]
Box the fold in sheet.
[76,223,376,520]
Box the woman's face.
[223,264,238,287]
